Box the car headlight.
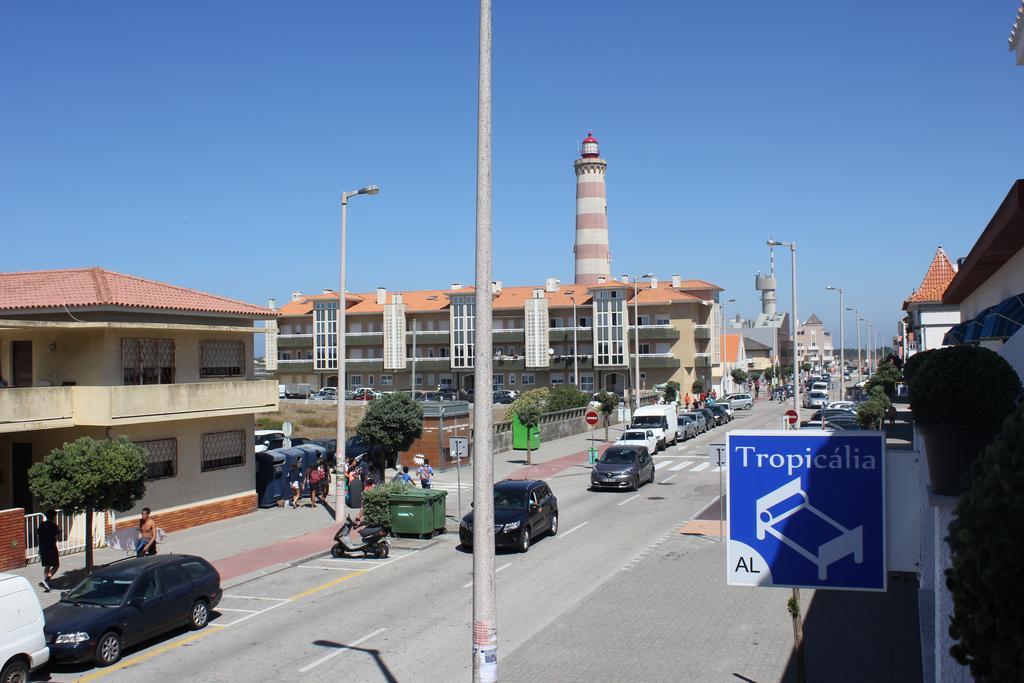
[503,520,521,532]
[621,468,635,476]
[55,632,91,644]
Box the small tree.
[29,437,147,571]
[761,366,775,383]
[663,381,680,403]
[595,391,618,441]
[357,393,424,479]
[516,402,543,465]
[856,399,884,429]
[865,361,902,399]
[730,368,748,387]
[801,362,812,373]
[691,380,705,396]
[362,480,409,529]
[505,387,550,422]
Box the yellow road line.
[77,568,369,681]
[288,569,367,600]
[75,625,224,682]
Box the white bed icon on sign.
[756,478,863,581]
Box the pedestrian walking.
[418,459,434,489]
[288,461,303,509]
[886,404,897,427]
[136,507,158,557]
[684,392,691,410]
[307,461,323,508]
[37,509,61,592]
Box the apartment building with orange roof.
[269,275,725,399]
[0,268,277,569]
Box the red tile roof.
[903,247,957,309]
[0,267,273,317]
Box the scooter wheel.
[331,543,345,558]
[380,541,390,559]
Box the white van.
[0,573,49,681]
[630,404,679,450]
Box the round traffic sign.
[282,420,294,437]
[585,410,600,426]
[785,409,798,425]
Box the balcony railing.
[0,387,75,432]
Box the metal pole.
[856,315,863,377]
[572,297,579,388]
[838,289,844,401]
[335,194,348,524]
[634,279,640,410]
[411,318,417,395]
[721,298,726,396]
[472,0,497,679]
[791,245,800,414]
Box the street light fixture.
[767,239,799,414]
[336,184,380,523]
[825,286,844,401]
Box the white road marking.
[561,521,589,537]
[691,462,710,472]
[654,461,672,470]
[295,565,364,572]
[214,607,260,613]
[217,598,292,627]
[664,473,679,482]
[496,562,512,574]
[712,466,723,473]
[221,595,289,602]
[298,627,388,673]
[669,461,693,472]
[617,494,641,506]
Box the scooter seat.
[360,526,383,537]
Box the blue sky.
[2,1,1021,351]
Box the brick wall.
[399,415,472,470]
[105,493,257,536]
[0,508,26,571]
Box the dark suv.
[459,480,558,553]
[44,555,221,666]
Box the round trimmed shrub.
[907,346,1021,427]
[946,406,1024,679]
[902,348,937,389]
[855,399,884,429]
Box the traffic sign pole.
[585,410,600,464]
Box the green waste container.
[389,488,449,537]
[512,413,540,451]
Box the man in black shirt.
[37,509,61,592]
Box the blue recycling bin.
[255,450,288,508]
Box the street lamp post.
[721,297,735,396]
[767,240,799,414]
[867,322,875,374]
[847,307,861,379]
[826,286,843,401]
[623,274,653,411]
[471,1,497,680]
[336,184,379,524]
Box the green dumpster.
[512,413,540,451]
[389,488,448,537]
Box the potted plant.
[908,345,1021,495]
[946,406,1024,680]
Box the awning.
[943,321,968,345]
[980,292,1024,341]
[962,310,988,345]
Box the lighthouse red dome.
[580,132,600,158]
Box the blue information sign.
[726,430,886,592]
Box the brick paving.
[502,532,923,683]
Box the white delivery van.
[0,573,49,681]
[630,404,679,450]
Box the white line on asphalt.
[221,595,290,601]
[712,466,722,473]
[214,607,261,613]
[295,565,365,572]
[297,627,388,673]
[691,462,710,473]
[617,494,641,506]
[664,473,679,482]
[217,598,292,628]
[561,521,589,537]
[669,461,693,472]
[496,562,512,574]
[654,461,672,470]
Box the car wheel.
[519,528,531,553]
[190,599,210,630]
[548,512,558,536]
[95,631,122,667]
[0,659,29,683]
[630,474,639,492]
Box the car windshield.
[493,490,527,508]
[599,448,638,464]
[64,574,134,606]
[810,391,828,398]
[632,416,663,427]
[620,432,646,441]
[680,416,693,424]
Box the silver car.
[723,393,753,410]
[676,415,698,441]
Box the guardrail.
[25,509,106,563]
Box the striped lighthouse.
[573,132,611,285]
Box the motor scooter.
[331,516,390,558]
